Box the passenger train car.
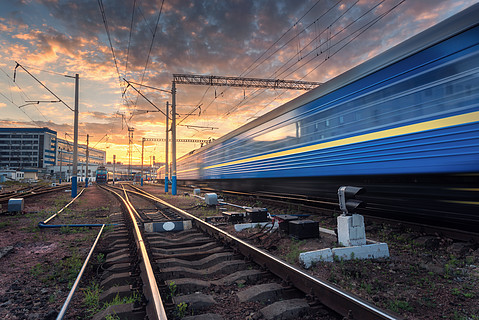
[159,4,479,231]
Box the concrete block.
[193,188,201,195]
[173,292,216,311]
[351,213,364,227]
[332,243,389,261]
[337,214,366,247]
[8,198,24,213]
[183,314,223,320]
[144,220,192,233]
[234,221,278,232]
[299,248,333,268]
[237,283,284,303]
[205,193,218,205]
[260,299,310,320]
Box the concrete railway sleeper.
[96,183,401,320]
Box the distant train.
[95,166,108,184]
[158,4,479,230]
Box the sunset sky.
[0,0,477,165]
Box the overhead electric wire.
[272,0,362,78]
[222,0,401,120]
[242,0,341,78]
[301,0,406,79]
[221,0,342,117]
[0,91,43,128]
[244,0,406,120]
[14,62,73,112]
[195,0,334,123]
[239,0,324,78]
[276,0,383,79]
[134,0,165,108]
[97,0,123,89]
[124,0,137,81]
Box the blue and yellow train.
[159,4,479,231]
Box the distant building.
[0,127,106,181]
[0,127,57,168]
[0,169,25,181]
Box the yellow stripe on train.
[202,111,479,170]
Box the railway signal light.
[338,186,366,215]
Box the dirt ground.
[0,185,120,319]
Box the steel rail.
[56,224,105,319]
[0,184,71,204]
[42,188,85,224]
[121,184,174,220]
[135,188,401,320]
[103,185,167,320]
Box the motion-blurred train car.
[159,4,479,231]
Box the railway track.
[172,184,479,243]
[97,183,400,320]
[0,184,71,212]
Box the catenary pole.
[71,74,79,198]
[171,81,177,195]
[165,101,169,192]
[141,138,144,186]
[85,134,89,187]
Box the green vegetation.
[31,249,83,288]
[176,302,188,318]
[82,281,140,318]
[282,239,305,264]
[167,281,177,299]
[0,221,11,229]
[96,253,106,264]
[388,299,413,313]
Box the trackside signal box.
[289,220,319,239]
[337,186,367,246]
[338,186,366,215]
[245,207,268,222]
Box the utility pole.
[85,134,89,187]
[165,101,169,193]
[113,155,116,185]
[171,81,177,195]
[71,73,79,198]
[128,127,134,180]
[141,138,144,186]
[59,148,62,184]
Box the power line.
[240,0,325,78]
[124,0,137,81]
[14,62,73,112]
[221,0,402,122]
[301,0,406,80]
[196,1,335,121]
[244,0,341,78]
[97,0,123,88]
[243,0,406,121]
[0,91,43,128]
[135,0,165,106]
